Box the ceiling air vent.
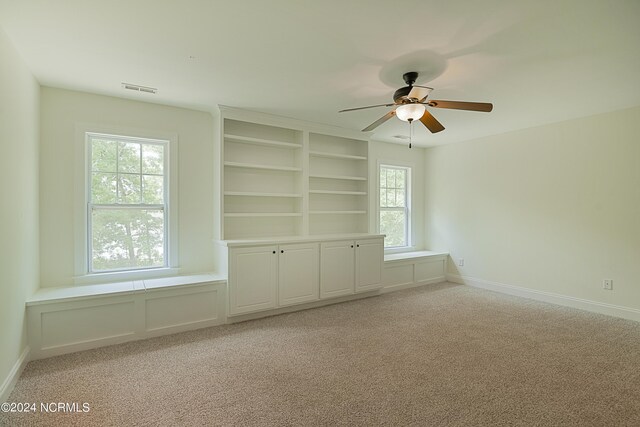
[122,82,157,94]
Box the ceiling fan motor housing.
[394,71,420,103]
[393,86,413,103]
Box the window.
[87,133,169,273]
[379,164,410,248]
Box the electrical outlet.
[603,279,613,290]
[458,258,465,267]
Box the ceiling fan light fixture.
[396,103,425,122]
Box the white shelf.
[220,114,370,239]
[309,174,367,181]
[224,134,301,149]
[225,192,303,198]
[309,150,367,160]
[309,211,367,215]
[309,190,367,196]
[225,212,303,218]
[224,161,302,172]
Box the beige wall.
[369,140,425,250]
[425,106,640,310]
[40,88,215,287]
[0,29,39,390]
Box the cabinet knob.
[281,250,284,253]
[272,251,276,254]
[350,245,354,248]
[357,244,360,247]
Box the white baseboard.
[447,273,640,322]
[1,346,30,403]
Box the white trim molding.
[0,346,30,403]
[447,273,640,323]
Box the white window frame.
[74,124,179,284]
[377,161,412,253]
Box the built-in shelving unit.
[308,132,368,236]
[217,109,370,240]
[221,118,303,239]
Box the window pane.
[380,165,410,248]
[91,208,164,271]
[142,144,164,175]
[117,174,142,204]
[91,139,117,172]
[386,189,396,207]
[118,142,141,173]
[380,188,387,207]
[396,169,405,189]
[143,175,164,204]
[91,173,117,204]
[380,210,406,247]
[387,168,395,188]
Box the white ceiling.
[1,0,639,146]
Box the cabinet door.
[355,238,384,293]
[278,243,319,306]
[229,245,278,315]
[320,240,355,299]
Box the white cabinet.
[320,237,384,298]
[355,238,384,292]
[224,235,383,316]
[228,245,278,315]
[228,242,319,315]
[320,240,356,298]
[278,243,319,306]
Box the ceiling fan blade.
[362,110,396,132]
[427,100,493,112]
[419,110,445,133]
[408,86,432,101]
[339,103,395,113]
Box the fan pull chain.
[408,118,413,148]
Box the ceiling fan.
[339,72,493,144]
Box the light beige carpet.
[2,282,640,426]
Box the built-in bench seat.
[382,250,448,292]
[26,251,449,360]
[27,273,226,305]
[26,274,227,360]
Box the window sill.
[384,246,417,255]
[73,267,181,286]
